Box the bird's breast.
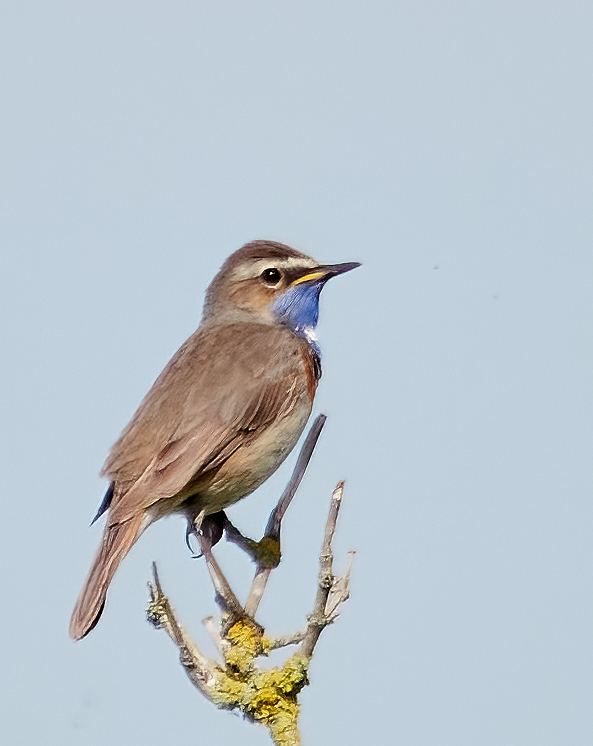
[188,389,313,515]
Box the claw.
[185,511,226,558]
[185,523,200,557]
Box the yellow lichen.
[227,620,262,654]
[255,536,282,568]
[203,618,310,744]
[223,619,264,673]
[243,655,309,722]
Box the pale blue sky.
[2,2,593,744]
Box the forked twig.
[300,481,345,658]
[146,417,353,746]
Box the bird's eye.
[261,267,282,285]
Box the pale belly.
[179,393,313,518]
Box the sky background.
[2,2,593,744]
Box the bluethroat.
[70,240,359,640]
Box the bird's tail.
[69,514,144,641]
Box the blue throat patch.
[271,282,324,348]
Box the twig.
[197,533,244,617]
[300,481,345,659]
[202,615,223,653]
[146,564,218,699]
[325,550,355,619]
[266,631,307,651]
[244,414,327,616]
[245,566,272,617]
[264,414,327,540]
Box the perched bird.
[70,240,359,640]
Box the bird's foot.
[223,516,282,569]
[186,511,226,557]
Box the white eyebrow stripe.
[230,257,318,281]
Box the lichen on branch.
[146,418,353,746]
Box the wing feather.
[104,323,313,525]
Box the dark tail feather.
[69,515,143,641]
[91,482,115,525]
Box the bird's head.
[203,240,360,341]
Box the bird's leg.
[190,510,245,619]
[223,515,282,568]
[186,510,227,556]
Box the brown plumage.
[70,240,359,640]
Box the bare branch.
[300,482,345,659]
[245,566,272,617]
[265,414,327,540]
[266,631,307,651]
[244,415,327,616]
[146,563,219,699]
[325,550,355,619]
[198,534,244,618]
[202,615,224,654]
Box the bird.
[69,240,360,641]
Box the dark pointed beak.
[291,261,361,286]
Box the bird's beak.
[291,262,361,286]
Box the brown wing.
[103,322,315,525]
